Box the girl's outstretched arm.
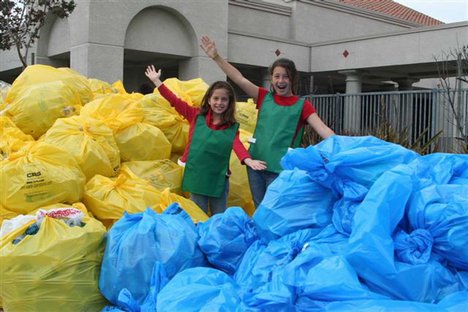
[232,133,267,170]
[307,113,335,139]
[200,35,259,100]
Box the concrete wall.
[54,0,229,85]
[310,22,468,72]
[228,1,292,39]
[292,0,412,42]
[0,0,465,93]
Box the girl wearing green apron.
[201,36,335,207]
[145,65,266,215]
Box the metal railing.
[307,89,468,154]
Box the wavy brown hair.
[269,58,299,95]
[199,81,237,126]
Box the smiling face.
[208,87,230,116]
[271,66,292,97]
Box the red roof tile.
[339,0,444,26]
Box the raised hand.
[200,35,219,59]
[145,65,162,87]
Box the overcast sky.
[394,0,468,23]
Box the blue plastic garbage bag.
[111,262,168,312]
[281,142,370,203]
[280,144,368,239]
[281,135,420,190]
[457,271,468,289]
[198,207,258,275]
[281,136,418,236]
[99,206,206,307]
[232,240,265,291]
[309,290,468,312]
[280,226,385,310]
[410,153,468,186]
[393,228,433,265]
[280,142,329,185]
[253,169,336,242]
[346,164,462,302]
[406,184,468,270]
[437,290,468,312]
[163,201,196,227]
[389,153,468,268]
[301,255,386,300]
[390,154,468,269]
[317,297,457,312]
[331,197,361,236]
[156,267,241,312]
[234,229,318,311]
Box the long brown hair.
[199,81,237,126]
[269,58,299,95]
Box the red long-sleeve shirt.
[158,83,251,164]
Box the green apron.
[249,92,304,173]
[182,115,239,197]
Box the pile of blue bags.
[100,135,468,311]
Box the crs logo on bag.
[27,171,42,178]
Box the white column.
[394,78,419,91]
[342,70,362,94]
[340,70,362,132]
[261,68,271,90]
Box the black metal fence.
[306,89,468,154]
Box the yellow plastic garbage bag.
[43,115,121,180]
[0,204,18,227]
[88,78,117,97]
[0,209,108,312]
[83,173,163,228]
[0,116,34,159]
[80,94,143,133]
[110,80,143,100]
[111,80,128,94]
[80,94,171,161]
[115,121,172,161]
[0,115,34,141]
[154,188,209,223]
[5,65,93,106]
[2,80,82,139]
[227,128,256,216]
[0,141,86,214]
[159,77,209,107]
[140,93,189,153]
[235,98,258,134]
[121,159,183,194]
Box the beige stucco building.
[1,0,467,96]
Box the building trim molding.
[229,0,292,16]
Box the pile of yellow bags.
[0,64,259,310]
